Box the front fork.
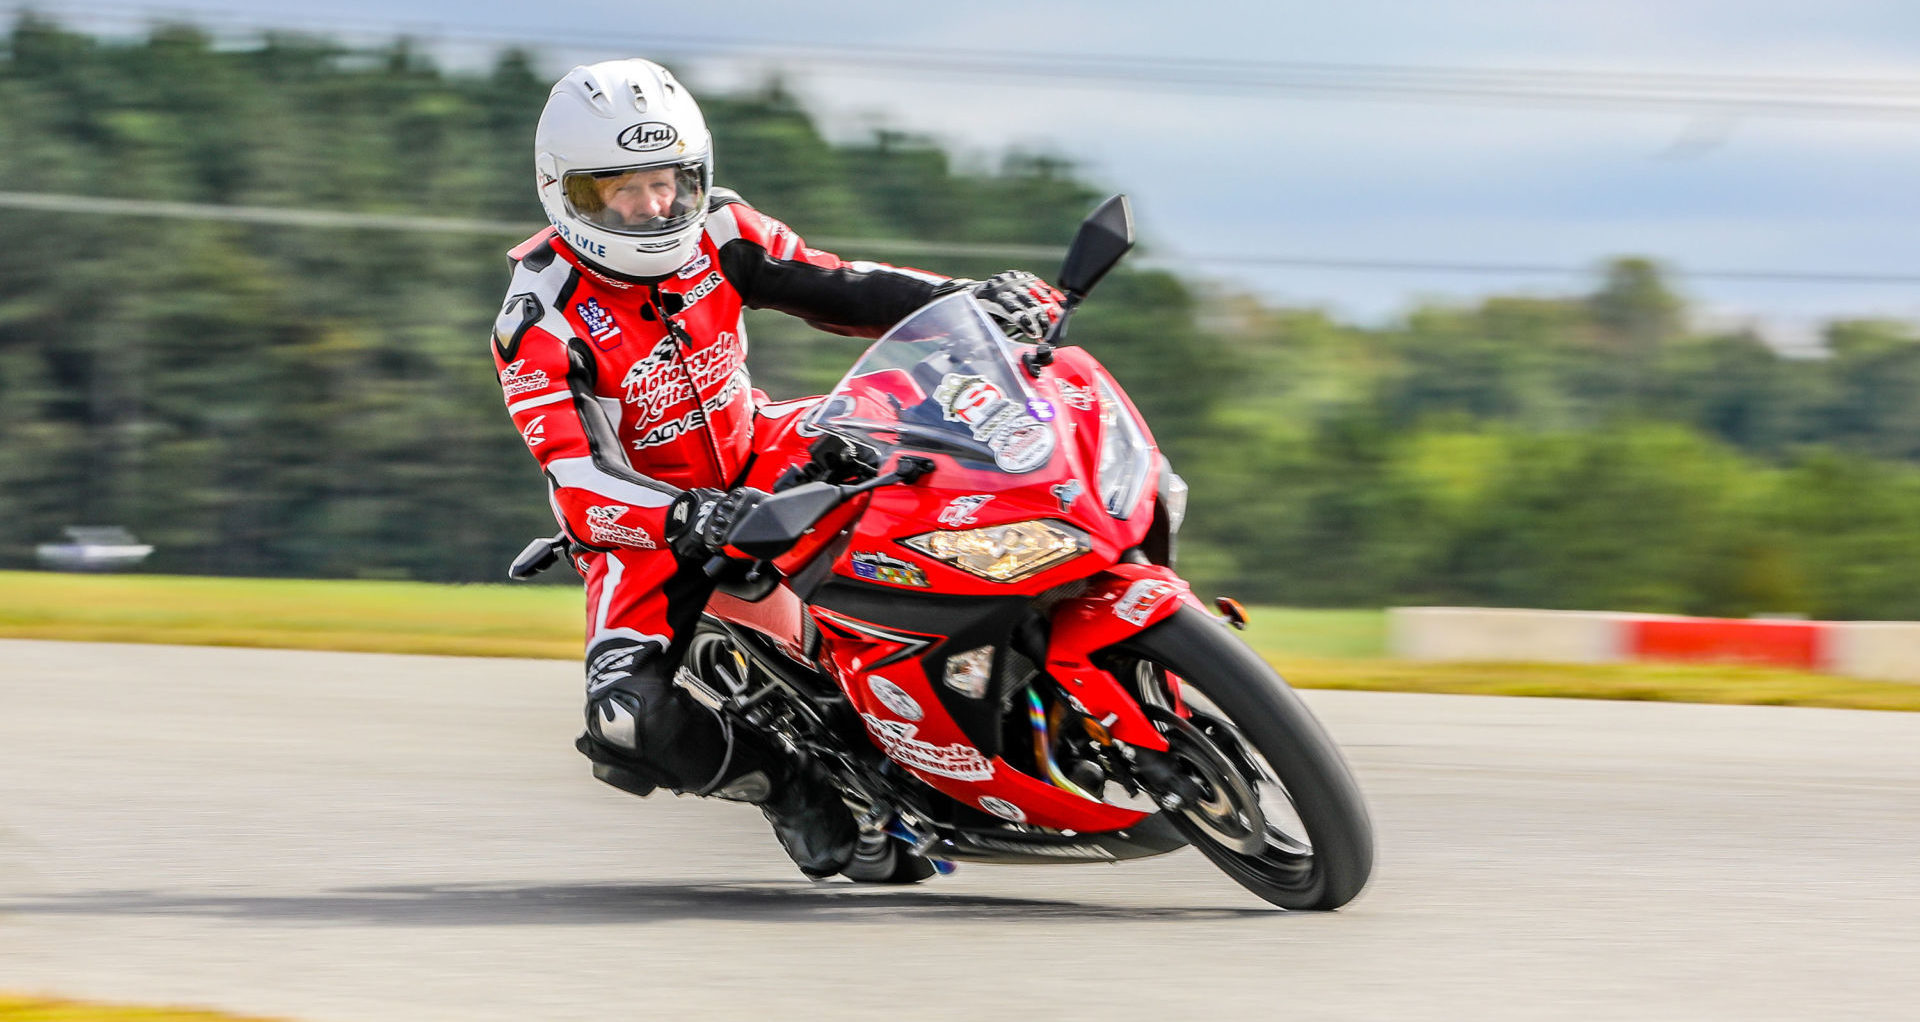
[1040,562,1201,754]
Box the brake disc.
[1144,706,1267,855]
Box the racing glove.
[973,270,1065,342]
[666,486,770,560]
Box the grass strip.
[1267,656,1920,712]
[0,993,290,1021]
[0,570,583,660]
[5,570,1917,712]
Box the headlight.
[1096,376,1155,519]
[902,520,1090,583]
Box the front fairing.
[722,300,1179,832]
[790,296,1161,596]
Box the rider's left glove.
[973,270,1065,342]
[665,486,770,560]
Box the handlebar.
[702,454,934,577]
[508,454,934,582]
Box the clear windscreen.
[804,293,1060,473]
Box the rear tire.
[1115,607,1374,910]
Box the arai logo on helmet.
[617,121,680,153]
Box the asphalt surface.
[3,638,1918,1021]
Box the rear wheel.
[1114,607,1373,910]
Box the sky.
[22,0,1920,343]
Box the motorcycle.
[512,196,1373,909]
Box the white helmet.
[535,59,713,280]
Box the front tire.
[1114,607,1374,910]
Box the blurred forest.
[5,17,1920,618]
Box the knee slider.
[587,691,646,752]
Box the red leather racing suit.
[491,189,956,791]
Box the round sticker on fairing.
[978,796,1026,823]
[867,676,924,722]
[990,421,1055,472]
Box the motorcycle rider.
[492,58,1064,879]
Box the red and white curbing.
[1389,607,1920,683]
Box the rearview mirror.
[726,482,846,560]
[1056,194,1135,297]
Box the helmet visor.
[561,161,707,237]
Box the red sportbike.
[518,197,1373,909]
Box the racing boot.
[579,671,856,879]
[747,755,858,880]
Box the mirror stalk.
[1024,293,1084,376]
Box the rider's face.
[594,167,679,225]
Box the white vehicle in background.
[35,526,154,572]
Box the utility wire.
[6,190,1917,286]
[14,2,1920,120]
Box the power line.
[5,190,1917,286]
[14,3,1920,121]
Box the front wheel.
[1113,607,1374,910]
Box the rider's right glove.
[665,486,769,560]
[973,270,1065,342]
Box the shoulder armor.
[507,227,559,267]
[494,247,580,362]
[703,195,796,256]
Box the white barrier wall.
[1389,607,1920,685]
[1388,607,1625,664]
[1826,623,1920,684]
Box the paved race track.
[3,639,1918,1021]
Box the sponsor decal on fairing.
[1051,480,1083,513]
[860,714,995,781]
[1113,578,1178,627]
[584,504,658,549]
[520,415,547,448]
[977,796,1026,823]
[1054,379,1095,411]
[938,494,994,527]
[1026,398,1056,421]
[932,373,1057,473]
[851,551,930,588]
[866,676,924,722]
[499,359,551,398]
